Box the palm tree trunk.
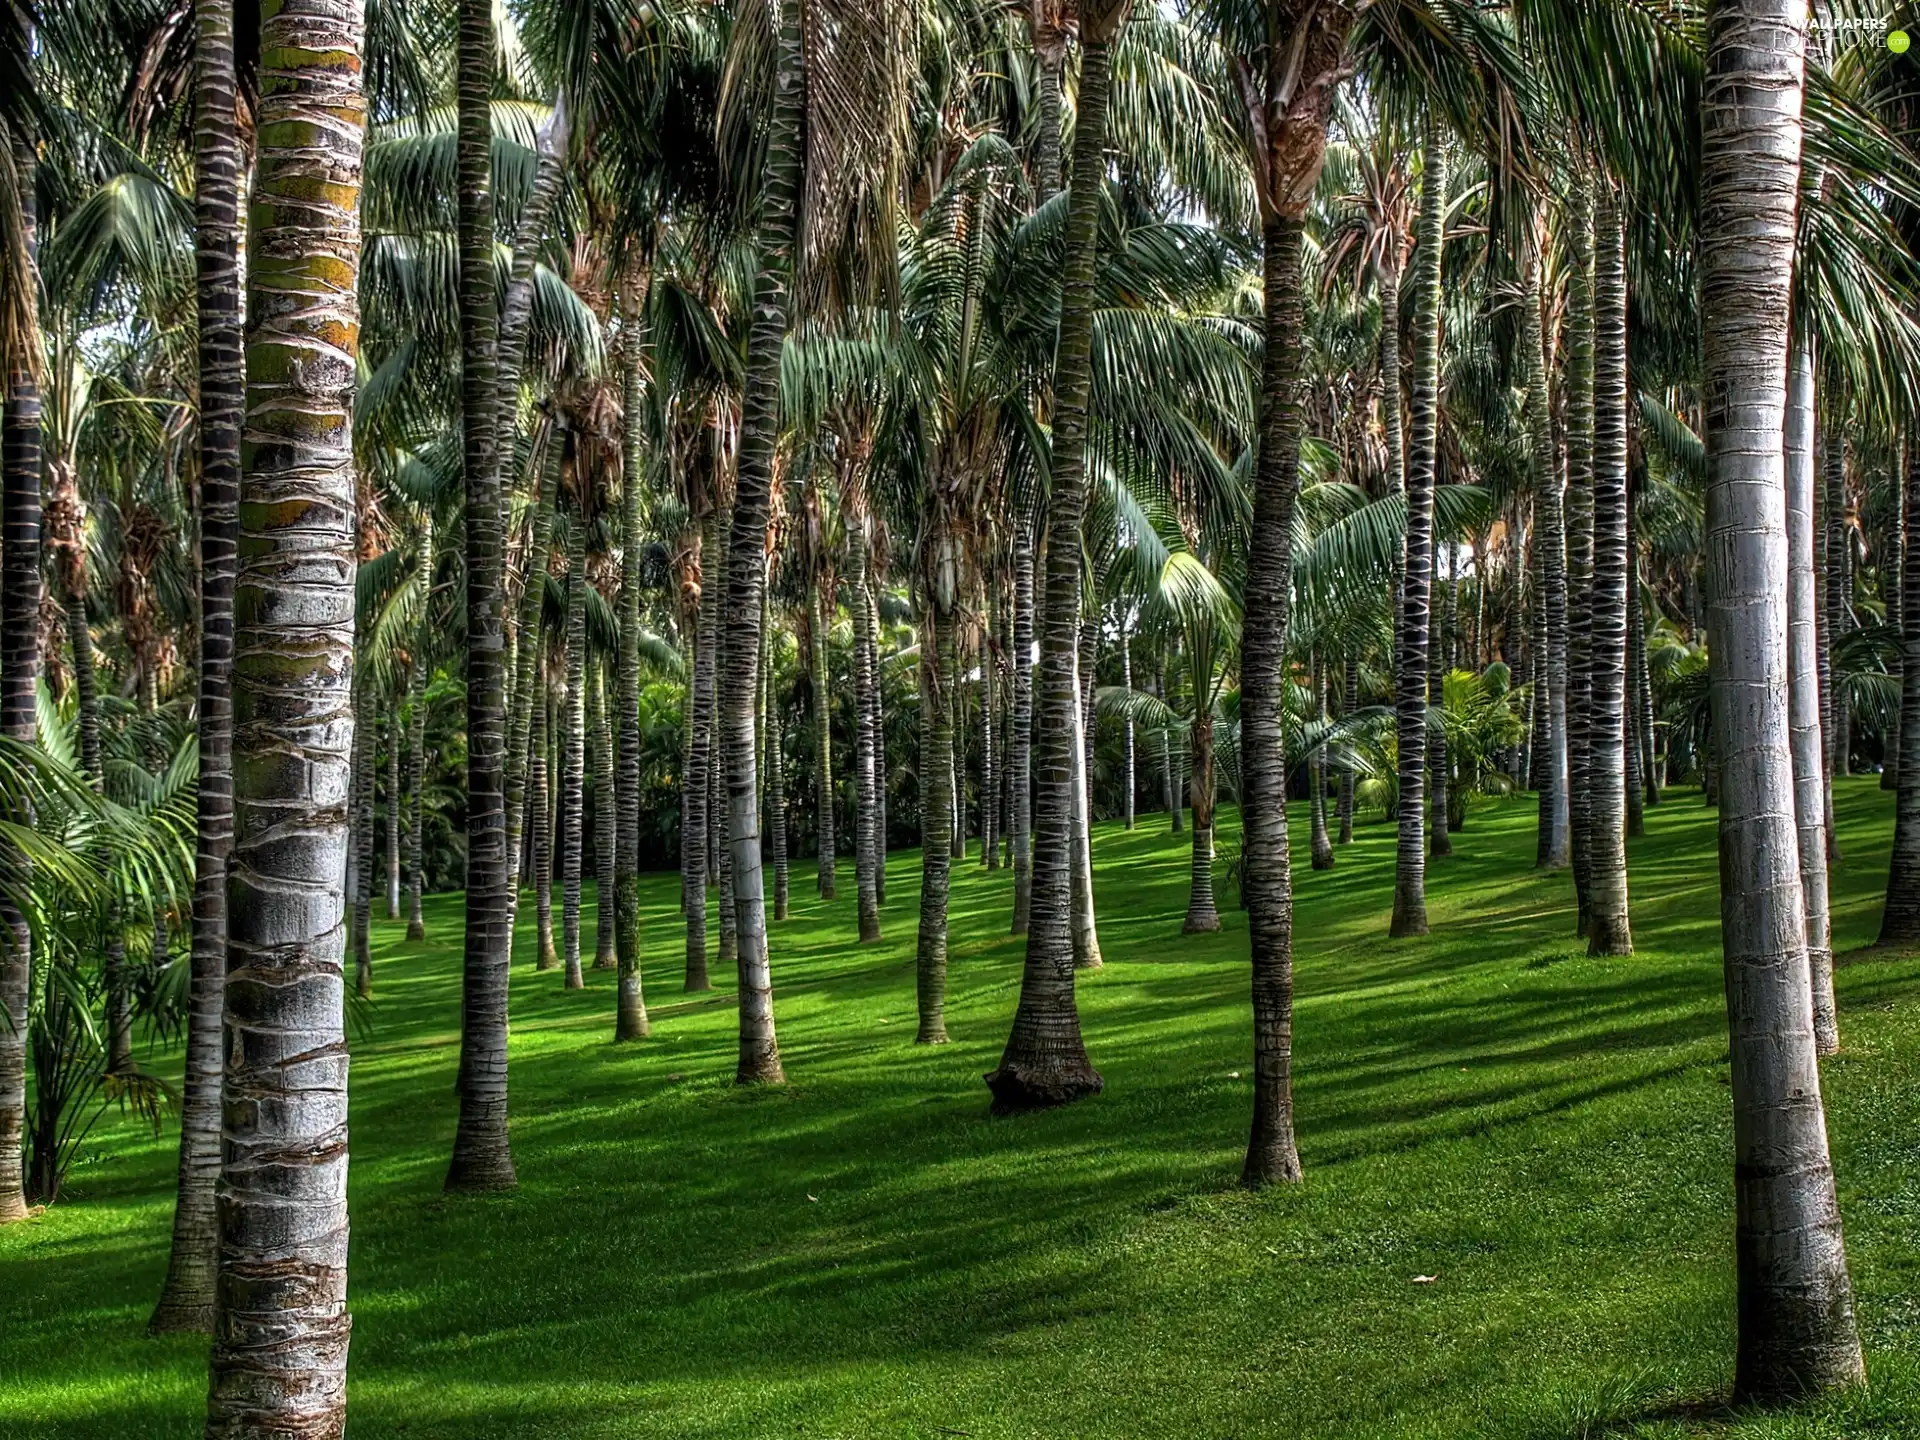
[951,671,966,860]
[810,575,837,900]
[1625,483,1647,838]
[1120,623,1135,830]
[149,0,242,1297]
[1565,174,1597,934]
[1428,547,1452,857]
[1823,437,1851,779]
[1160,654,1184,832]
[1389,114,1446,939]
[1584,182,1633,956]
[591,658,617,971]
[1636,568,1662,805]
[849,518,883,941]
[504,439,557,906]
[1069,626,1102,968]
[721,0,803,1081]
[534,693,558,969]
[1700,0,1864,1394]
[406,566,430,939]
[986,7,1122,1113]
[1009,523,1035,932]
[1311,661,1334,871]
[767,662,790,924]
[352,686,376,998]
[1880,443,1920,944]
[683,514,715,989]
[1523,217,1572,870]
[614,284,649,1039]
[916,605,955,1043]
[1338,656,1357,843]
[202,3,361,1415]
[561,523,588,989]
[982,598,999,866]
[869,574,888,902]
[1183,698,1221,932]
[446,0,515,1194]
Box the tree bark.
[683,512,715,989]
[809,575,836,901]
[591,658,618,971]
[405,520,432,941]
[721,0,804,1086]
[1389,115,1446,938]
[352,684,376,998]
[1700,0,1864,1394]
[1183,703,1221,933]
[1523,215,1572,870]
[1880,444,1920,945]
[986,9,1123,1113]
[1009,524,1035,932]
[916,606,955,1043]
[560,521,588,988]
[150,0,241,1298]
[1565,173,1597,934]
[614,282,650,1038]
[446,0,515,1194]
[534,692,558,970]
[849,513,883,941]
[1338,656,1357,843]
[202,2,361,1419]
[1585,183,1632,955]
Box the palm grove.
[2,0,1916,1428]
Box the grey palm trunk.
[683,511,716,990]
[1699,0,1864,1397]
[405,523,431,943]
[386,712,401,919]
[1008,523,1036,933]
[809,576,837,900]
[1389,116,1447,939]
[916,604,957,1044]
[720,0,805,1087]
[147,0,241,1318]
[849,511,884,942]
[986,6,1122,1114]
[1880,443,1920,945]
[1522,215,1572,872]
[1786,338,1835,1043]
[561,521,589,989]
[1564,173,1597,934]
[591,661,618,972]
[614,278,650,1040]
[1182,702,1222,934]
[352,685,377,997]
[201,1,362,1423]
[1583,183,1632,956]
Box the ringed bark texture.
[447,0,515,1194]
[149,0,241,1318]
[202,1,364,1426]
[1881,443,1920,944]
[1389,117,1446,939]
[985,11,1122,1115]
[1700,0,1864,1398]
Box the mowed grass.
[6,780,1920,1439]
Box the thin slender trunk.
[534,694,558,969]
[767,663,790,924]
[1823,436,1851,780]
[202,2,361,1418]
[869,574,888,903]
[503,437,558,904]
[849,520,883,941]
[1120,624,1135,830]
[0,127,39,1226]
[986,11,1121,1113]
[1389,115,1446,938]
[714,514,738,974]
[1069,629,1102,968]
[560,522,588,987]
[1880,443,1920,945]
[1183,702,1221,933]
[720,0,802,1087]
[810,576,837,900]
[1338,656,1357,843]
[1311,661,1334,872]
[1625,488,1647,837]
[1009,525,1035,932]
[983,597,1000,865]
[1524,215,1572,870]
[1566,172,1597,934]
[591,659,617,971]
[1428,546,1452,857]
[150,0,242,1297]
[352,685,376,997]
[1585,183,1632,955]
[683,513,715,989]
[385,707,401,918]
[916,606,955,1043]
[614,282,649,1039]
[406,539,431,939]
[446,0,515,1194]
[1700,0,1863,1394]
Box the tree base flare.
[984,1059,1104,1116]
[1240,1146,1303,1189]
[1389,898,1428,938]
[1586,915,1633,957]
[1182,913,1222,934]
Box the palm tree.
[1698,0,1862,1398]
[447,0,516,1193]
[0,121,40,1227]
[201,0,363,1422]
[1881,445,1920,946]
[149,0,241,1308]
[1583,180,1631,955]
[1388,115,1447,939]
[987,0,1130,1115]
[614,275,650,1040]
[404,517,433,942]
[560,511,589,990]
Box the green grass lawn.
[6,781,1920,1438]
